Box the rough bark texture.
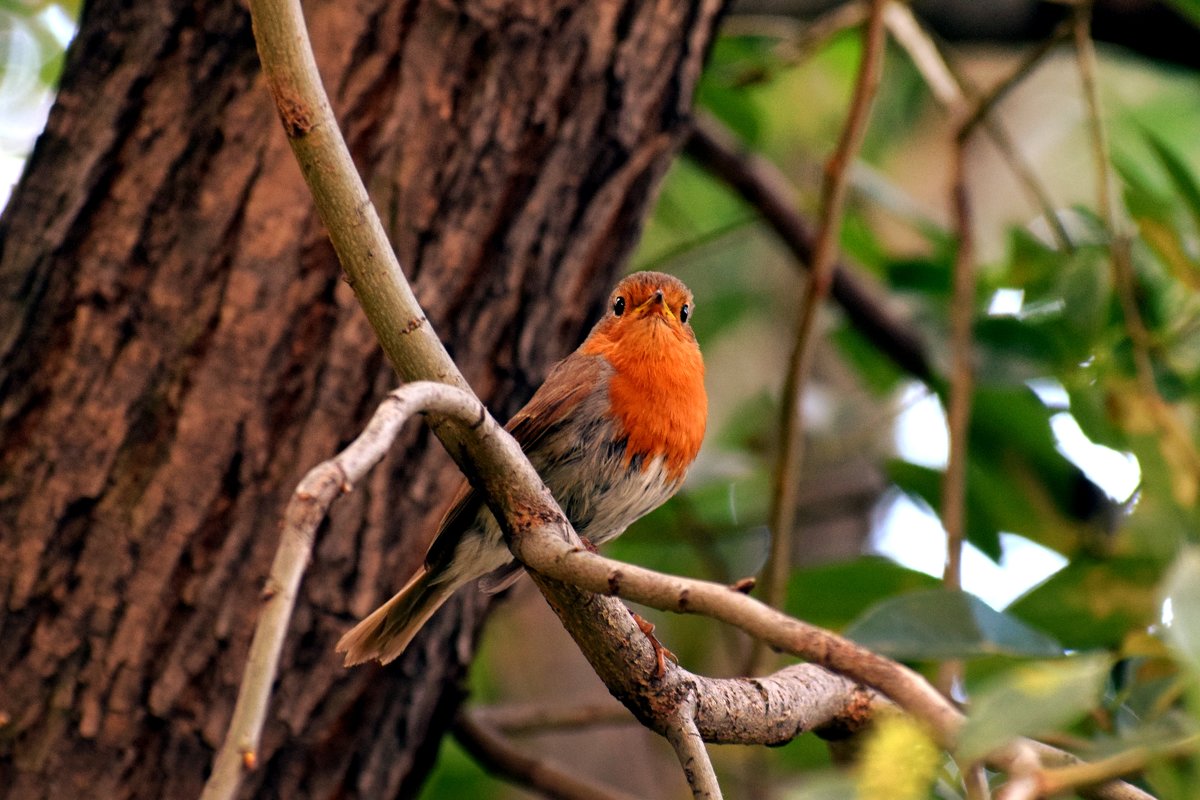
[0,0,726,797]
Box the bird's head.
[587,271,697,349]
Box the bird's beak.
[636,291,674,321]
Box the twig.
[473,701,634,736]
[885,4,1073,252]
[754,0,889,674]
[686,115,936,384]
[1071,1,1200,495]
[722,2,868,70]
[200,384,493,800]
[941,141,974,596]
[958,18,1074,139]
[882,3,963,111]
[455,710,641,800]
[666,701,722,800]
[1036,733,1199,796]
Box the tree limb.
[472,701,635,735]
[454,710,642,800]
[666,700,722,800]
[206,379,1152,800]
[685,114,936,384]
[756,0,889,677]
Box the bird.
[337,271,707,668]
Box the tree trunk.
[0,0,725,796]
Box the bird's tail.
[336,568,458,666]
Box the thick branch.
[208,380,1151,800]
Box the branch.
[201,384,496,800]
[1035,734,1199,797]
[473,701,635,735]
[227,1,1157,797]
[885,3,1073,252]
[942,132,975,596]
[1071,1,1200,493]
[666,700,721,800]
[755,0,889,672]
[685,115,936,384]
[202,384,872,799]
[206,380,1151,800]
[454,710,642,800]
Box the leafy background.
[5,3,1199,798]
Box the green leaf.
[1009,557,1164,650]
[958,655,1112,762]
[785,557,940,631]
[844,589,1063,660]
[1161,547,1200,671]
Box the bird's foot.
[632,611,676,678]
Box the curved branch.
[201,384,493,800]
[206,380,1151,800]
[455,710,641,800]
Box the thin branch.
[941,141,974,596]
[755,0,890,675]
[882,2,963,111]
[1071,1,1200,494]
[885,3,1073,252]
[722,2,868,71]
[1035,734,1199,797]
[958,19,1074,139]
[454,710,642,800]
[201,384,494,800]
[666,701,722,800]
[685,115,936,384]
[473,701,635,736]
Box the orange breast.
[583,322,707,482]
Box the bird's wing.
[423,352,608,574]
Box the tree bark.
[0,0,726,797]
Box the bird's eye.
[613,296,626,316]
[680,303,690,323]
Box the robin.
[337,271,707,669]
